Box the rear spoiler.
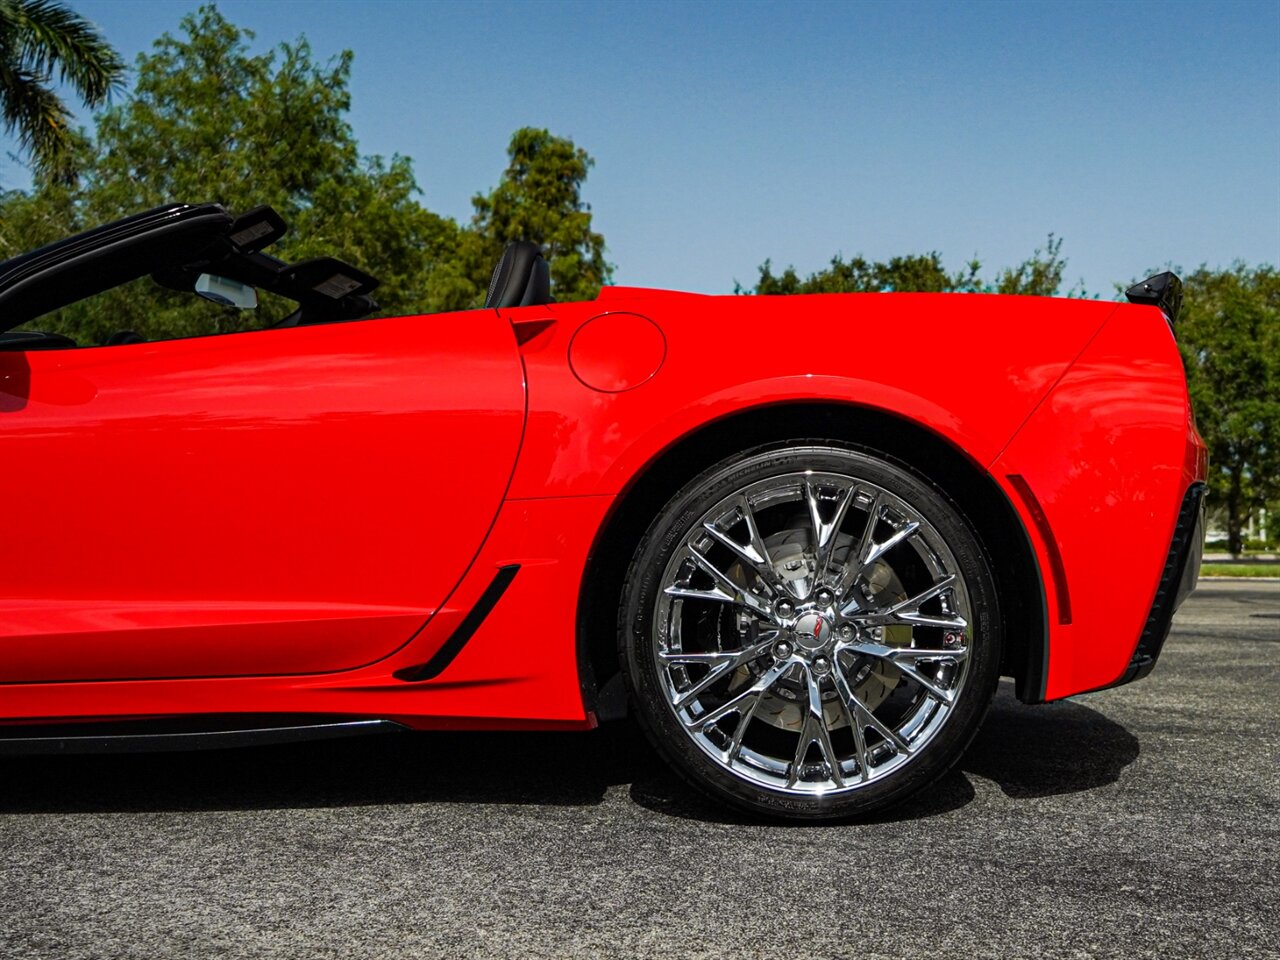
[1125,271,1183,325]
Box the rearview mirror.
[195,273,258,309]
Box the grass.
[1200,563,1280,578]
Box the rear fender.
[993,307,1201,698]
[504,293,1119,500]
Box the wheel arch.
[577,400,1049,720]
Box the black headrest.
[484,241,552,309]
[106,330,146,346]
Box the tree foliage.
[471,127,611,302]
[0,6,607,343]
[0,0,125,183]
[740,234,1070,296]
[1176,264,1280,556]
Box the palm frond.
[1,0,125,105]
[0,61,75,181]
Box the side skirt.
[0,716,408,755]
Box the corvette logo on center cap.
[793,613,830,647]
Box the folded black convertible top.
[0,203,379,333]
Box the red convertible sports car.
[0,203,1206,819]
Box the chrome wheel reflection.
[654,467,973,796]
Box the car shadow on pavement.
[961,683,1141,800]
[0,684,1137,820]
[627,682,1141,824]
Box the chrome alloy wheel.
[652,467,974,797]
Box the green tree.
[0,7,609,343]
[1176,264,1280,556]
[739,234,1069,297]
[992,234,1067,295]
[472,127,612,302]
[0,0,124,183]
[0,6,459,343]
[744,252,976,295]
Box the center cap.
[792,612,832,651]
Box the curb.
[1199,576,1280,582]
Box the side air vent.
[394,565,520,682]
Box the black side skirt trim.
[394,564,520,682]
[0,718,407,756]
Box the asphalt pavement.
[1,582,1277,959]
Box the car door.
[0,309,524,682]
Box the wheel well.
[577,401,1049,718]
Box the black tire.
[619,441,1001,820]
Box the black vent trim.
[1117,482,1206,687]
[394,565,520,682]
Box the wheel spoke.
[685,658,791,732]
[856,496,924,568]
[863,519,920,566]
[806,478,854,585]
[889,573,957,614]
[850,574,968,631]
[845,643,970,665]
[830,659,912,755]
[787,664,845,788]
[725,686,766,762]
[689,548,774,618]
[854,492,884,567]
[892,611,968,630]
[883,655,955,704]
[702,494,774,578]
[662,638,776,708]
[665,584,734,605]
[838,495,924,612]
[659,646,773,666]
[838,688,873,782]
[838,641,967,704]
[666,547,773,618]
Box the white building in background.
[1206,506,1269,547]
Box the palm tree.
[0,0,123,183]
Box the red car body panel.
[0,287,1206,730]
[0,309,524,681]
[0,495,603,728]
[504,290,1120,498]
[992,305,1207,697]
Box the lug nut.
[775,598,795,618]
[774,641,793,660]
[815,588,835,606]
[813,656,831,675]
[838,624,856,640]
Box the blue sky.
[3,0,1278,295]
